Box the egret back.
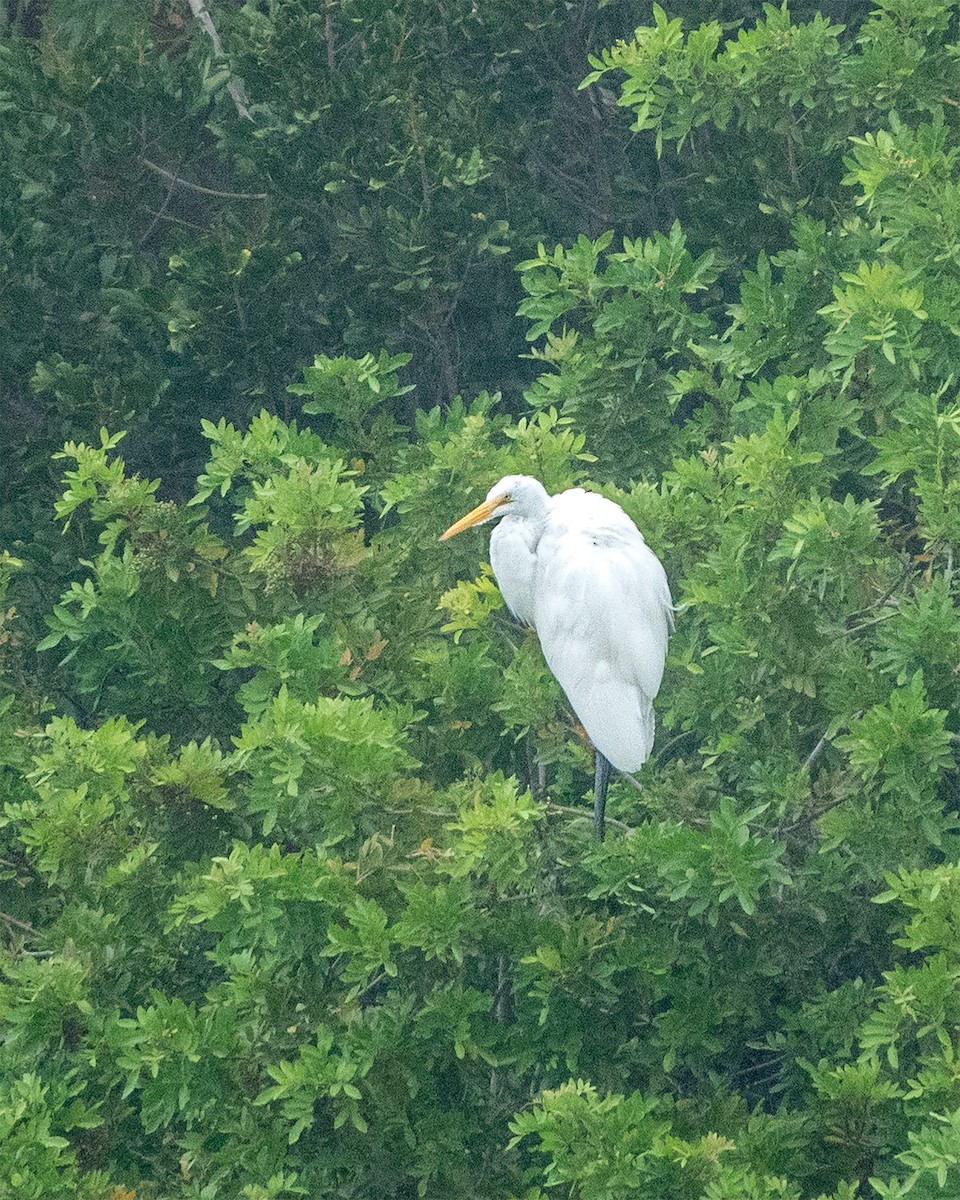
[531,490,673,772]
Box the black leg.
[594,751,611,842]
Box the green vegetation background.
[3,1,960,1197]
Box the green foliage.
[288,349,415,462]
[517,224,722,476]
[582,1,960,247]
[0,1069,102,1200]
[507,1079,812,1200]
[5,2,960,1198]
[231,688,417,842]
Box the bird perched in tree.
[440,474,673,839]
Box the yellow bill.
[439,494,507,541]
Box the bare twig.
[358,972,385,1000]
[545,801,634,835]
[142,210,207,232]
[734,1052,787,1079]
[493,954,512,1022]
[804,710,861,775]
[324,0,336,72]
[776,712,863,835]
[137,173,176,246]
[0,910,40,936]
[406,91,432,212]
[802,733,830,773]
[780,792,855,835]
[141,159,267,200]
[840,610,898,638]
[785,119,799,187]
[232,279,248,332]
[837,563,912,632]
[654,728,697,764]
[186,0,254,121]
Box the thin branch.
[186,0,254,121]
[776,712,864,835]
[803,710,862,775]
[836,562,912,632]
[359,971,386,999]
[141,159,267,200]
[324,0,336,72]
[780,792,855,835]
[840,610,898,638]
[232,279,248,332]
[141,209,208,232]
[545,801,635,835]
[654,728,697,765]
[734,1052,787,1079]
[785,118,799,187]
[0,910,40,936]
[137,173,176,246]
[802,733,830,773]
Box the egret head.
[439,474,547,540]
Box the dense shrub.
[3,2,960,1197]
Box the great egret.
[440,475,673,839]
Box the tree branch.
[186,0,254,121]
[0,910,40,937]
[141,159,267,200]
[545,801,635,835]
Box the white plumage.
[441,474,673,775]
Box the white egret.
[440,475,673,840]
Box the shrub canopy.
[3,2,960,1198]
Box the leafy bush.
[3,2,960,1198]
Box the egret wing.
[532,506,672,772]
